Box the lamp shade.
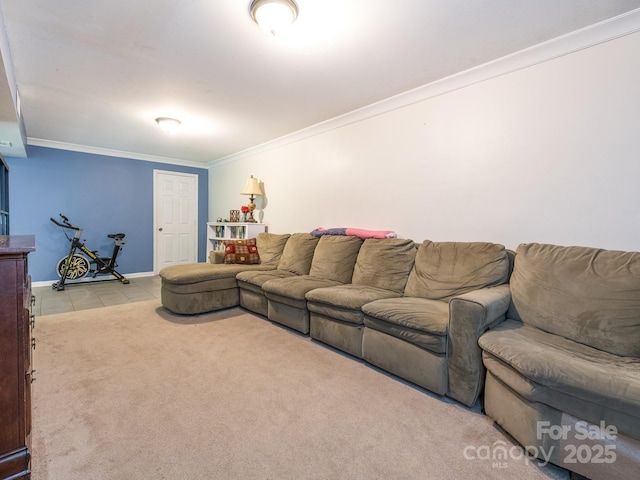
[241,175,264,196]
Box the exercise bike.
[50,214,130,291]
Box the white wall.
[209,31,640,252]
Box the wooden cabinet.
[206,222,266,256]
[0,235,36,480]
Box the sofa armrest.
[446,284,511,407]
[209,251,226,264]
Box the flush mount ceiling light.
[155,117,181,133]
[250,0,298,36]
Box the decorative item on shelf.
[240,175,264,223]
[241,205,250,222]
[230,210,240,223]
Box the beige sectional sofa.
[161,232,512,408]
[160,232,640,479]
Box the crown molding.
[209,8,640,168]
[27,137,208,169]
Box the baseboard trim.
[32,271,156,288]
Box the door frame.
[153,169,199,274]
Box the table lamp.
[240,175,264,223]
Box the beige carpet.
[31,300,568,480]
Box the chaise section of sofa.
[361,240,510,406]
[306,238,416,358]
[478,242,640,480]
[262,235,363,334]
[160,263,267,314]
[160,232,291,315]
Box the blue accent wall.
[6,145,208,282]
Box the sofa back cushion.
[351,238,416,293]
[509,243,640,357]
[256,233,291,267]
[308,235,363,283]
[405,241,509,301]
[277,233,319,275]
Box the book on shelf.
[228,226,246,239]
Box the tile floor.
[32,275,162,316]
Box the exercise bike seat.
[108,233,126,240]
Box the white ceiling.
[1,0,640,166]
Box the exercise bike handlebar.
[50,215,80,230]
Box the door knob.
[159,227,163,231]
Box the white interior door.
[154,170,198,272]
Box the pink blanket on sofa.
[310,227,397,239]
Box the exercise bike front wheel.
[57,254,91,280]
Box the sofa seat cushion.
[236,269,297,288]
[162,276,238,295]
[236,269,298,297]
[263,276,343,309]
[479,319,640,424]
[363,297,449,354]
[306,285,403,325]
[160,262,273,284]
